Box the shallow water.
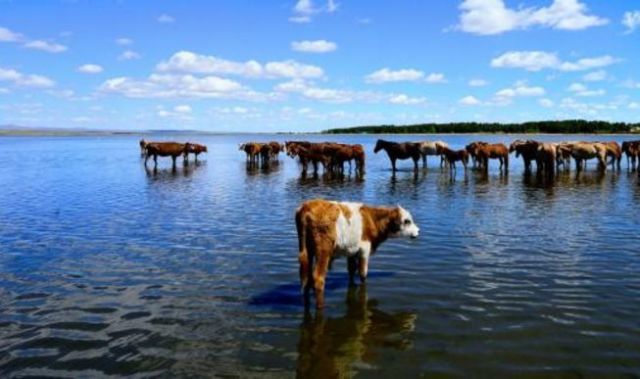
[1,134,639,377]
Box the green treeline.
[324,120,640,134]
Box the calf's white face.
[395,207,420,239]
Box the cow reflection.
[144,161,203,178]
[296,285,416,378]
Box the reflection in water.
[144,161,205,180]
[245,160,282,176]
[296,285,416,379]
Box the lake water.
[1,134,639,378]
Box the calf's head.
[390,206,419,239]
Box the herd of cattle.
[138,137,640,175]
[372,138,640,175]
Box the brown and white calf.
[295,199,419,309]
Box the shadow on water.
[249,272,393,309]
[295,285,417,379]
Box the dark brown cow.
[373,139,421,172]
[437,146,469,171]
[622,141,640,169]
[145,142,187,168]
[509,140,540,172]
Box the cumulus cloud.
[0,66,55,88]
[622,11,640,34]
[158,14,175,23]
[491,51,618,71]
[291,40,337,53]
[289,0,339,23]
[582,70,607,82]
[0,26,23,42]
[77,64,103,74]
[495,82,545,98]
[275,78,384,103]
[425,73,446,83]
[365,68,424,83]
[388,94,426,105]
[459,95,481,105]
[24,40,67,53]
[567,82,605,97]
[457,0,607,35]
[157,51,323,79]
[99,73,275,101]
[118,50,141,61]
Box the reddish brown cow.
[466,142,488,167]
[598,141,622,169]
[145,142,187,168]
[474,143,509,171]
[240,142,261,163]
[184,142,207,162]
[509,140,540,172]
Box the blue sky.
[1,0,639,132]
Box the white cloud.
[469,79,488,87]
[582,70,607,82]
[77,64,103,74]
[621,79,640,89]
[495,83,545,97]
[99,73,274,101]
[115,37,133,46]
[24,40,67,53]
[275,78,383,103]
[629,102,640,110]
[567,82,605,97]
[291,40,337,53]
[457,0,607,35]
[118,50,141,60]
[425,73,446,83]
[568,82,587,92]
[174,105,192,113]
[0,26,23,42]
[539,98,554,107]
[290,0,338,23]
[622,11,640,34]
[0,66,55,88]
[365,68,424,83]
[157,51,323,79]
[158,14,175,23]
[459,95,481,105]
[388,94,426,105]
[491,51,618,72]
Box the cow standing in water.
[145,142,187,168]
[139,139,148,156]
[373,139,421,172]
[295,199,419,309]
[184,143,208,163]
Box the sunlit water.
[1,134,639,378]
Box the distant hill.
[324,120,640,134]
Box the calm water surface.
[1,134,639,378]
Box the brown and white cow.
[295,199,419,309]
